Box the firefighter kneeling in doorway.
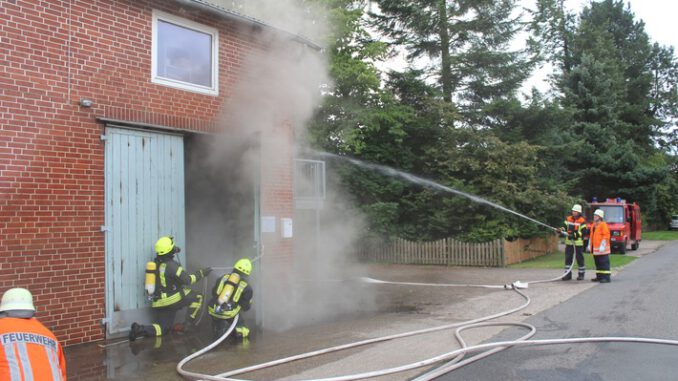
[559,204,588,280]
[590,209,612,283]
[129,236,211,341]
[208,258,253,340]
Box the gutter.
[175,0,322,51]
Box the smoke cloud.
[185,0,375,332]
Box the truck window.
[600,206,624,223]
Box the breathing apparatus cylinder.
[145,261,157,298]
[217,272,241,306]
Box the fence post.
[464,241,468,266]
[446,238,451,266]
[447,238,452,266]
[439,238,444,265]
[424,240,428,265]
[454,238,459,266]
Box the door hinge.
[100,225,110,232]
[100,135,107,141]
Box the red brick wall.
[260,122,295,261]
[258,121,296,328]
[0,0,295,346]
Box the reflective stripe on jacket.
[562,215,588,246]
[151,258,200,308]
[0,317,66,381]
[589,221,611,255]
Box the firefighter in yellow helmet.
[129,236,211,341]
[207,258,253,340]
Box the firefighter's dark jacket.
[207,273,253,319]
[151,256,202,308]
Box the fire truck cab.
[587,197,641,254]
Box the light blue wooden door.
[104,126,185,336]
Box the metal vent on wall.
[294,159,325,209]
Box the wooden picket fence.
[356,235,558,267]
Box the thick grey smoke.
[186,0,375,332]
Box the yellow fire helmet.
[234,258,252,276]
[155,236,175,256]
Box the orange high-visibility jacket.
[0,317,66,381]
[589,221,611,255]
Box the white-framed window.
[152,10,219,96]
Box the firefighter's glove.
[573,231,581,239]
[199,267,213,278]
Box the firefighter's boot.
[235,326,250,339]
[577,273,585,281]
[129,323,143,342]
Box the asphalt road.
[432,241,678,381]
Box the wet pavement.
[65,243,665,380]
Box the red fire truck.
[587,197,641,254]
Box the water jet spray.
[315,151,560,232]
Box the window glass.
[157,20,212,87]
[152,11,218,95]
[600,206,624,223]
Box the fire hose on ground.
[175,240,678,381]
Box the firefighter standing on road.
[590,209,612,283]
[207,258,253,340]
[0,287,67,381]
[559,204,589,281]
[129,236,211,341]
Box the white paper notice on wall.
[261,216,276,233]
[281,218,293,238]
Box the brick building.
[0,0,318,345]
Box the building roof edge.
[177,0,322,51]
